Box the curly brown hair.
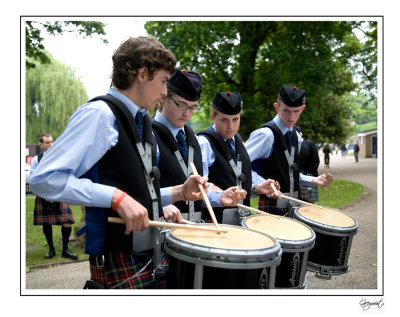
[111,36,176,90]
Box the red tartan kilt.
[90,251,166,289]
[258,195,287,216]
[33,196,75,225]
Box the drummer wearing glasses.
[152,69,246,223]
[197,91,280,223]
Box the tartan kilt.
[90,251,166,289]
[33,196,75,225]
[257,195,288,216]
[299,186,311,202]
[309,186,319,203]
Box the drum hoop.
[164,243,282,270]
[242,215,317,248]
[164,224,282,264]
[294,208,359,235]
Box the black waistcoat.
[197,129,252,216]
[152,121,203,213]
[257,122,299,193]
[82,95,162,255]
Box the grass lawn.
[250,179,365,210]
[25,196,88,267]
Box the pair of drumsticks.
[108,162,322,233]
[108,162,227,233]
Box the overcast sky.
[41,17,148,98]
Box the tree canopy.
[26,53,88,143]
[145,20,377,143]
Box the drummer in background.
[245,85,333,216]
[197,91,280,223]
[152,69,246,222]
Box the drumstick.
[181,219,195,225]
[270,183,323,209]
[236,203,281,219]
[108,217,227,233]
[189,162,220,229]
[324,164,328,178]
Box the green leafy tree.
[26,21,107,69]
[26,53,88,143]
[145,21,376,144]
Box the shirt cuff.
[204,189,223,207]
[300,173,314,186]
[160,187,173,207]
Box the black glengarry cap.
[278,85,306,107]
[167,69,203,101]
[212,91,242,115]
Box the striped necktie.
[176,129,188,162]
[226,138,237,162]
[135,111,144,136]
[285,130,292,153]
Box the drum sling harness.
[199,130,246,204]
[90,95,166,283]
[174,143,196,220]
[264,122,298,208]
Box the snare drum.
[293,205,358,278]
[242,214,315,289]
[164,224,282,289]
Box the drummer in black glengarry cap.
[197,91,280,223]
[244,85,334,216]
[152,70,246,223]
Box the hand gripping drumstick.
[270,183,323,209]
[107,217,227,233]
[189,162,220,229]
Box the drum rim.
[164,242,282,269]
[164,224,282,264]
[294,206,359,234]
[242,214,316,247]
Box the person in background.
[296,129,320,203]
[29,133,78,260]
[323,144,331,168]
[353,142,360,162]
[245,85,333,216]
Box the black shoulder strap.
[184,125,199,148]
[151,120,179,151]
[197,129,232,160]
[89,95,142,144]
[261,121,289,152]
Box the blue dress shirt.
[29,88,171,208]
[244,115,314,186]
